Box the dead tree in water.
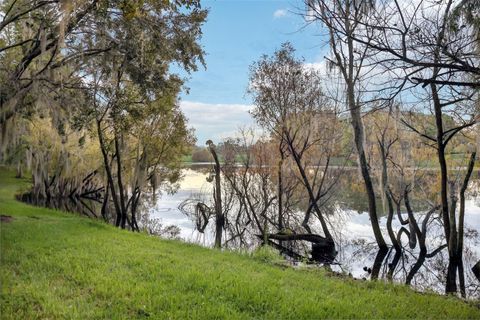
[305,0,387,252]
[456,152,477,297]
[263,233,336,263]
[207,140,224,248]
[248,43,343,246]
[221,133,277,247]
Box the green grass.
[0,168,479,319]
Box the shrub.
[191,148,212,162]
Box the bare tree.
[206,140,224,248]
[248,43,345,254]
[221,132,277,246]
[308,0,479,294]
[305,0,388,253]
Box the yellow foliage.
[24,116,101,181]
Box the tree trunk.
[348,95,386,249]
[131,188,141,232]
[430,83,458,294]
[458,260,466,298]
[345,13,386,250]
[114,133,128,229]
[15,162,23,178]
[207,141,223,248]
[96,119,122,227]
[265,233,331,243]
[101,179,110,222]
[457,152,476,298]
[386,192,403,281]
[406,249,426,285]
[277,154,284,233]
[370,247,388,280]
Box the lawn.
[0,168,479,319]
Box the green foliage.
[1,168,479,319]
[1,0,207,202]
[191,147,213,162]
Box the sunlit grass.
[1,168,478,319]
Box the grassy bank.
[0,169,479,319]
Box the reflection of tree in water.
[336,216,480,298]
[332,170,444,217]
[179,168,337,262]
[18,192,103,219]
[19,186,185,240]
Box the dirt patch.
[0,215,14,223]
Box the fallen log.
[258,233,337,263]
[265,233,332,245]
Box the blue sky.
[178,0,328,144]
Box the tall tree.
[1,0,206,231]
[79,0,205,229]
[319,0,479,293]
[206,140,224,248]
[305,0,388,252]
[249,43,343,248]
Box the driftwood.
[259,233,337,263]
[265,233,331,244]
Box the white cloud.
[179,101,256,144]
[273,9,288,18]
[303,60,328,76]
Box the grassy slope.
[0,169,479,319]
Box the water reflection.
[18,192,103,219]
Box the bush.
[191,148,212,162]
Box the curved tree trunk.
[97,119,122,227]
[457,152,476,297]
[344,6,386,250]
[114,133,128,229]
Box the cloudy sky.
[177,0,327,144]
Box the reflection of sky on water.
[338,201,480,243]
[331,201,480,278]
[150,168,480,245]
[148,169,213,241]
